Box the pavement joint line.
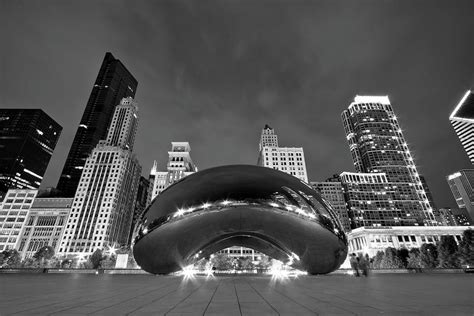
[270,282,319,315]
[163,279,207,315]
[83,279,179,315]
[7,283,139,315]
[281,281,356,315]
[125,287,180,315]
[246,278,280,315]
[202,279,222,315]
[34,279,171,315]
[2,277,148,311]
[232,279,242,316]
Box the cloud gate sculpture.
[133,165,348,275]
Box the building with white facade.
[311,175,350,232]
[257,125,308,182]
[348,226,473,257]
[447,169,474,221]
[450,90,474,163]
[59,97,141,258]
[17,197,72,259]
[148,142,197,203]
[0,189,37,251]
[341,96,437,227]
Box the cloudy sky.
[1,0,473,207]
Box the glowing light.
[221,200,231,206]
[447,172,462,180]
[450,90,472,119]
[107,245,118,256]
[180,265,196,279]
[36,129,44,135]
[174,208,186,217]
[269,202,279,208]
[143,228,148,234]
[202,203,211,209]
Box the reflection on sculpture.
[133,165,348,274]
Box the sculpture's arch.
[133,165,348,274]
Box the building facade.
[57,52,138,197]
[129,176,150,244]
[447,169,474,221]
[437,207,472,226]
[311,176,350,232]
[450,90,474,163]
[0,109,62,197]
[341,96,436,227]
[0,189,37,251]
[348,226,472,257]
[59,98,141,258]
[148,142,197,202]
[257,125,308,182]
[16,197,72,259]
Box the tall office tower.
[449,90,474,163]
[129,176,149,244]
[0,110,62,197]
[447,169,474,221]
[59,98,141,257]
[0,189,37,251]
[257,125,308,182]
[57,52,138,197]
[340,172,416,228]
[148,142,197,202]
[342,96,436,226]
[17,197,72,259]
[311,175,350,232]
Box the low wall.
[0,268,468,274]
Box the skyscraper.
[311,175,350,231]
[57,52,138,197]
[342,96,436,227]
[59,98,141,257]
[450,90,474,163]
[257,125,308,182]
[447,169,474,221]
[148,142,197,203]
[0,109,62,197]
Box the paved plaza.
[0,273,472,315]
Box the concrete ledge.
[0,267,468,274]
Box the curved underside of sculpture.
[133,165,348,275]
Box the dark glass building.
[0,109,62,195]
[57,52,138,197]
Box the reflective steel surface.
[133,165,348,274]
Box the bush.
[381,247,404,268]
[407,248,422,268]
[458,229,474,266]
[1,249,21,268]
[89,249,104,269]
[420,243,438,268]
[437,236,460,268]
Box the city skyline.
[2,1,474,208]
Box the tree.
[381,247,404,268]
[407,248,423,268]
[256,255,272,270]
[1,249,21,268]
[237,257,254,270]
[33,245,55,266]
[397,248,409,268]
[89,249,104,269]
[420,243,438,268]
[458,229,474,266]
[101,254,117,269]
[372,251,385,269]
[210,253,233,270]
[437,236,460,268]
